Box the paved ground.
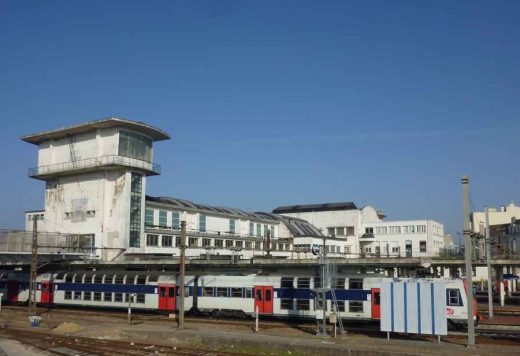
[0,338,47,356]
[0,308,518,355]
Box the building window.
[336,227,345,236]
[225,240,233,248]
[245,241,252,249]
[214,239,223,247]
[189,237,198,247]
[236,241,243,248]
[118,130,152,162]
[327,227,335,237]
[365,227,373,234]
[345,246,351,254]
[162,235,173,247]
[129,173,142,247]
[229,219,236,234]
[392,247,400,253]
[280,299,293,310]
[349,279,363,290]
[145,208,154,227]
[365,247,371,253]
[202,238,211,247]
[159,210,167,227]
[199,214,206,232]
[146,234,159,246]
[389,226,401,234]
[417,225,426,233]
[255,241,261,250]
[175,236,181,247]
[296,300,310,310]
[264,224,269,237]
[420,241,427,252]
[297,278,310,288]
[349,301,363,313]
[346,226,354,236]
[249,222,254,236]
[256,223,261,237]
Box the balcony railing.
[29,155,161,178]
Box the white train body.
[0,271,475,323]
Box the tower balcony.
[28,155,161,180]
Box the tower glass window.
[249,222,254,236]
[129,173,142,247]
[118,130,152,162]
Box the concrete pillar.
[513,278,517,293]
[507,279,512,297]
[480,278,485,291]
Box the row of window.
[365,225,427,235]
[280,277,361,290]
[62,274,154,284]
[363,241,427,254]
[327,226,355,237]
[64,291,146,304]
[201,287,253,298]
[145,209,277,238]
[280,299,363,312]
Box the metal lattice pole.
[29,216,38,316]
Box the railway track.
[0,327,246,356]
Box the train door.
[41,282,54,304]
[254,286,273,314]
[371,288,381,319]
[158,285,176,311]
[6,280,19,302]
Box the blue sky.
[1,1,519,236]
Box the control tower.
[22,117,170,260]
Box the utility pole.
[485,206,493,319]
[29,215,38,316]
[317,235,327,336]
[178,220,186,329]
[462,175,475,346]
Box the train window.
[136,276,147,285]
[104,275,114,284]
[84,275,93,283]
[160,287,166,297]
[448,289,461,306]
[348,279,363,290]
[334,278,346,289]
[104,293,113,302]
[65,274,73,283]
[349,301,363,313]
[83,292,92,301]
[335,301,345,312]
[73,291,82,300]
[281,277,294,288]
[114,275,125,284]
[296,300,310,310]
[265,289,272,302]
[64,291,72,300]
[280,299,293,310]
[231,288,243,298]
[297,278,310,288]
[202,287,214,297]
[94,275,103,284]
[148,275,159,283]
[55,273,65,280]
[245,288,252,298]
[136,294,145,303]
[216,287,228,297]
[169,288,175,298]
[114,293,123,302]
[125,294,132,303]
[256,289,262,301]
[93,292,102,301]
[125,276,136,284]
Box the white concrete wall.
[472,202,520,233]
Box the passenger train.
[0,271,477,325]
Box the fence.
[0,230,93,256]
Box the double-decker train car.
[2,271,476,325]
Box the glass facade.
[119,130,152,162]
[129,173,142,247]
